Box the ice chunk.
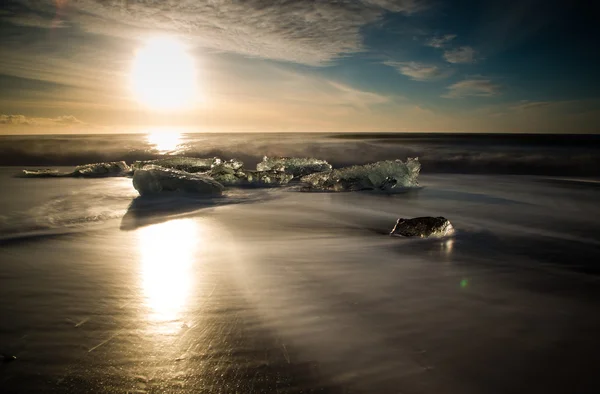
[72,161,131,177]
[301,158,420,192]
[208,164,247,186]
[390,217,455,238]
[133,166,224,196]
[242,170,294,186]
[212,158,244,171]
[132,157,220,173]
[209,164,293,187]
[21,169,66,178]
[257,156,332,177]
[21,161,130,178]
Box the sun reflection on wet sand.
[444,238,454,255]
[138,219,199,330]
[146,129,183,153]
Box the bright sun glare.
[146,129,183,153]
[131,36,197,111]
[138,219,199,326]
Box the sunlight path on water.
[145,129,183,154]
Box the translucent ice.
[207,164,247,186]
[132,157,220,173]
[256,156,332,177]
[133,166,224,196]
[72,161,131,177]
[21,169,66,178]
[22,161,130,178]
[213,158,244,171]
[209,164,293,187]
[390,217,455,238]
[301,158,420,192]
[242,170,294,186]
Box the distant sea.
[1,132,599,175]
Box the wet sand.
[1,174,600,393]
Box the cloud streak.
[427,34,456,48]
[443,78,500,98]
[443,46,477,64]
[384,61,452,81]
[0,114,85,126]
[509,100,554,111]
[15,0,429,65]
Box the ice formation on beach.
[21,169,65,178]
[207,164,247,186]
[22,161,130,178]
[390,217,454,238]
[257,156,332,177]
[213,158,244,171]
[72,161,130,177]
[132,157,220,173]
[21,156,420,194]
[243,170,294,186]
[132,166,224,196]
[209,164,293,187]
[301,158,420,192]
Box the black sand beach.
[2,157,600,393]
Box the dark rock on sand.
[1,354,17,362]
[390,217,455,238]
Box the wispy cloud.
[443,78,500,98]
[509,100,553,111]
[0,12,67,29]
[0,114,85,126]
[443,46,477,64]
[365,0,428,13]
[384,61,452,81]
[213,63,393,110]
[18,0,429,66]
[427,34,456,48]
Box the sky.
[0,0,599,134]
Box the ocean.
[1,132,599,393]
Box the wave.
[0,203,126,243]
[1,133,599,176]
[0,185,134,243]
[0,183,280,241]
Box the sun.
[131,36,198,111]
